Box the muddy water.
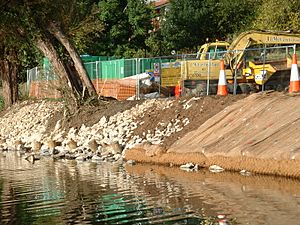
[0,151,299,225]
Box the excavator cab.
[197,41,230,60]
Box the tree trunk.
[35,36,80,104]
[0,58,18,109]
[48,22,97,97]
[0,60,13,108]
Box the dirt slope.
[168,92,300,160]
[44,95,245,148]
[131,95,245,148]
[125,92,300,178]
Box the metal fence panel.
[26,45,296,100]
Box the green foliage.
[87,0,154,57]
[1,0,104,83]
[161,0,208,51]
[145,30,169,56]
[252,0,300,31]
[61,0,104,53]
[161,0,260,52]
[210,0,261,36]
[0,1,44,83]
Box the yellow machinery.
[226,30,300,88]
[161,41,230,87]
[161,30,300,93]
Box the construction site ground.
[2,91,300,178]
[123,92,300,178]
[46,94,245,149]
[39,92,300,178]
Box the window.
[207,46,227,59]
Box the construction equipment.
[161,30,300,94]
[197,41,230,60]
[226,30,300,91]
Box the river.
[0,151,299,225]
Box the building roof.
[151,0,169,8]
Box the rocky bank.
[0,92,299,178]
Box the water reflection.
[125,164,300,225]
[0,151,299,225]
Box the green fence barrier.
[42,56,175,80]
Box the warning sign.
[153,63,160,76]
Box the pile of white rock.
[0,98,196,163]
[0,100,62,150]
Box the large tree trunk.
[48,22,97,98]
[0,56,18,109]
[0,60,13,108]
[35,36,80,104]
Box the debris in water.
[240,169,251,176]
[209,165,224,173]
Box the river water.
[0,151,299,225]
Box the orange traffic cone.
[217,60,228,96]
[289,53,300,93]
[175,81,181,99]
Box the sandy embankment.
[125,93,300,178]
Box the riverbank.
[0,92,299,178]
[125,92,300,178]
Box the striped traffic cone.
[217,60,228,96]
[289,53,300,93]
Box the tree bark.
[0,60,13,108]
[48,22,97,97]
[35,36,80,104]
[0,50,18,109]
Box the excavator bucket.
[244,61,277,85]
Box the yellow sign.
[161,62,181,86]
[182,60,232,80]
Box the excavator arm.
[224,30,300,70]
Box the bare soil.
[46,95,245,149]
[46,99,141,132]
[124,92,300,178]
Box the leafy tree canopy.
[87,0,154,57]
[161,0,261,52]
[252,0,300,31]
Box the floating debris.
[209,165,224,173]
[180,163,200,172]
[240,169,251,176]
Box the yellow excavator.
[225,30,300,90]
[161,30,300,94]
